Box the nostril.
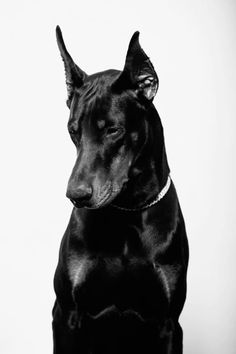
[77,186,93,200]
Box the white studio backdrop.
[0,1,236,353]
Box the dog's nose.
[66,184,93,207]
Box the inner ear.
[136,74,158,101]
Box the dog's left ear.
[113,32,158,101]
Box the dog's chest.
[67,236,167,314]
[68,221,159,290]
[68,241,148,289]
[67,241,172,321]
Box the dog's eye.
[68,127,80,145]
[106,126,124,137]
[68,128,76,135]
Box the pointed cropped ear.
[56,26,87,107]
[113,32,158,101]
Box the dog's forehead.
[84,69,121,88]
[74,69,120,100]
[69,70,130,126]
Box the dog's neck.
[112,106,170,210]
[112,174,171,212]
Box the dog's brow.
[68,94,86,128]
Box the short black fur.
[53,26,189,354]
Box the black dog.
[53,26,189,354]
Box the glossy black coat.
[53,27,189,354]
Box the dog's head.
[56,26,167,209]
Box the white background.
[1,1,236,353]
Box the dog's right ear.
[56,26,87,108]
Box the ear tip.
[56,25,62,39]
[56,26,67,53]
[131,31,140,42]
[128,31,142,52]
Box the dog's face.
[56,27,159,208]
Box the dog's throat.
[111,175,171,212]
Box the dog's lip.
[70,199,88,208]
[85,184,121,209]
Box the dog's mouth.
[72,181,127,210]
[86,183,122,209]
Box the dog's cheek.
[110,152,132,186]
[130,131,139,144]
[129,166,142,178]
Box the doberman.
[53,26,189,354]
